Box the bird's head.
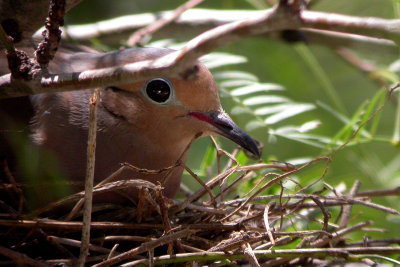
[91,47,260,158]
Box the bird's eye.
[143,78,173,104]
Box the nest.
[1,154,400,267]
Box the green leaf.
[243,95,290,106]
[201,52,247,69]
[259,103,315,124]
[230,83,284,96]
[245,120,266,131]
[231,106,253,115]
[360,88,385,137]
[200,143,216,176]
[330,101,371,146]
[214,71,258,82]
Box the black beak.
[189,111,261,158]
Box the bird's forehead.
[169,64,221,112]
[117,63,221,113]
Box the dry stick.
[263,202,276,246]
[347,238,400,247]
[214,162,293,200]
[208,136,240,202]
[244,172,280,198]
[48,236,111,254]
[310,221,372,248]
[156,190,185,253]
[35,0,65,68]
[30,179,156,217]
[148,249,154,267]
[8,2,400,98]
[0,219,239,231]
[215,171,254,200]
[183,164,216,206]
[127,0,204,46]
[220,192,399,215]
[294,198,398,215]
[108,244,119,260]
[66,162,175,221]
[171,166,238,214]
[113,247,400,266]
[102,236,154,243]
[3,160,25,214]
[172,200,227,215]
[0,245,51,267]
[221,157,329,221]
[77,88,99,267]
[265,221,373,266]
[309,196,330,234]
[242,243,261,267]
[92,228,191,267]
[36,229,77,262]
[339,180,361,229]
[0,24,15,52]
[56,8,398,55]
[357,186,400,197]
[66,164,137,220]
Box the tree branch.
[2,4,400,99]
[55,9,398,54]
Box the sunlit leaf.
[362,89,385,135]
[245,120,266,131]
[231,106,253,115]
[255,103,294,116]
[201,53,247,69]
[243,95,289,106]
[231,83,284,96]
[220,80,254,88]
[297,120,321,133]
[264,104,315,124]
[214,71,258,82]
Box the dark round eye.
[145,78,172,103]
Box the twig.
[48,236,111,254]
[108,244,119,260]
[309,196,330,235]
[220,193,399,215]
[0,24,15,52]
[0,219,240,231]
[127,0,204,46]
[35,0,65,69]
[242,243,261,267]
[309,221,372,248]
[221,157,329,221]
[92,228,191,267]
[357,186,400,197]
[171,166,238,214]
[77,88,99,267]
[183,164,216,206]
[0,245,51,267]
[30,179,156,217]
[6,4,400,98]
[111,247,400,266]
[263,202,276,246]
[339,180,361,229]
[56,9,398,56]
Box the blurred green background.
[66,0,400,239]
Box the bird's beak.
[188,111,261,158]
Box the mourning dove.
[2,47,260,202]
